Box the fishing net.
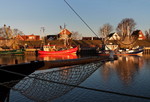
[3,61,103,102]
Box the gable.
[108,33,120,40]
[16,34,40,41]
[16,35,25,40]
[138,31,146,40]
[132,30,146,40]
[59,29,71,35]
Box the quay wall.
[143,47,150,54]
[0,39,150,48]
[1,39,150,54]
[23,47,150,55]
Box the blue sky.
[0,0,150,37]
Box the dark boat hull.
[0,61,44,83]
[0,49,24,55]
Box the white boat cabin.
[43,45,56,51]
[105,43,118,50]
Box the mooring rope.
[64,0,99,38]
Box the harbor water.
[0,55,150,102]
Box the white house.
[108,32,120,40]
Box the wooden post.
[15,59,18,64]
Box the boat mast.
[41,27,45,45]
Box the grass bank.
[18,40,150,48]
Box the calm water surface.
[0,55,150,102]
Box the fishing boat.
[0,49,24,55]
[38,45,78,55]
[118,47,143,55]
[98,28,145,56]
[99,46,144,56]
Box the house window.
[139,34,142,37]
[29,36,34,39]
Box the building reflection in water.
[101,56,144,85]
[0,55,38,65]
[0,54,78,65]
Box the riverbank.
[0,39,150,49]
[19,40,150,48]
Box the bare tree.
[116,18,136,38]
[99,23,113,38]
[99,23,113,50]
[13,29,24,36]
[0,25,12,39]
[71,31,82,40]
[145,29,150,40]
[0,27,6,38]
[0,24,24,39]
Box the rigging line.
[64,0,99,38]
[0,68,150,100]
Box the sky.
[0,0,150,37]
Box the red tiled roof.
[59,29,71,35]
[16,34,40,40]
[0,37,5,40]
[16,35,25,40]
[138,30,146,40]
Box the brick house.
[16,34,40,41]
[58,28,72,39]
[47,35,58,40]
[132,30,146,40]
[58,28,72,46]
[82,37,101,40]
[138,30,146,40]
[82,37,92,40]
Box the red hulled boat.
[38,45,78,55]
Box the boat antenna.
[64,0,99,38]
[64,23,66,29]
[41,27,45,45]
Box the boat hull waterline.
[0,49,24,55]
[99,49,143,56]
[38,47,78,55]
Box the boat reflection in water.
[0,54,78,65]
[101,55,144,85]
[38,54,78,61]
